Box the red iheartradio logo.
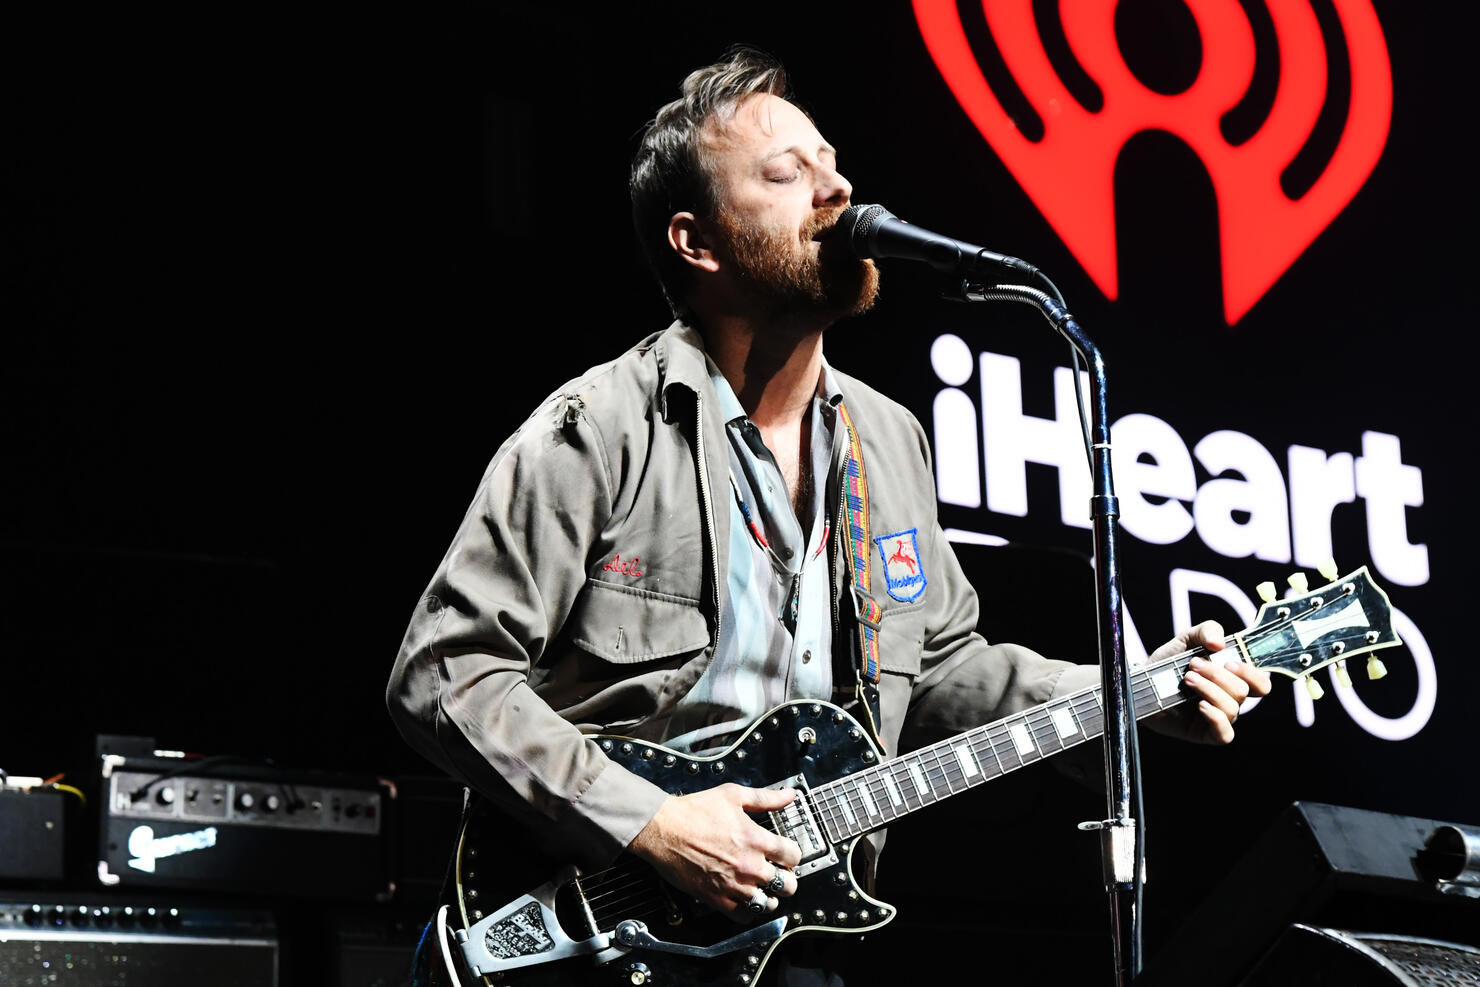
[913,0,1391,323]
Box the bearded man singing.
[387,46,1269,986]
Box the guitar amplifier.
[0,892,278,986]
[97,738,393,902]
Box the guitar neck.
[807,647,1213,842]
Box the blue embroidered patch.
[874,528,926,602]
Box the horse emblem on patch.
[875,528,926,602]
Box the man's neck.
[699,314,825,429]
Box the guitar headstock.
[1238,563,1401,697]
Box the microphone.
[834,204,1039,278]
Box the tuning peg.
[1334,660,1352,688]
[1288,572,1309,594]
[1303,675,1325,700]
[1256,581,1277,604]
[1317,558,1338,582]
[1367,656,1389,681]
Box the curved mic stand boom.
[955,279,1144,986]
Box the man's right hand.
[627,783,802,919]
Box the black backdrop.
[4,3,1475,981]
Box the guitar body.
[442,566,1402,985]
[451,700,892,986]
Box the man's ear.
[668,212,721,273]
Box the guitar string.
[583,611,1310,901]
[593,624,1280,917]
[811,634,1261,837]
[531,620,1313,936]
[579,808,799,926]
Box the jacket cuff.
[1050,661,1102,700]
[563,756,673,865]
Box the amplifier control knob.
[237,791,255,811]
[156,786,175,806]
[264,794,281,812]
[25,905,41,927]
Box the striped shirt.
[662,359,842,753]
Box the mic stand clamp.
[955,279,1143,987]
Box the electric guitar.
[444,565,1400,985]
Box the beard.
[713,204,880,322]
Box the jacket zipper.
[694,394,722,648]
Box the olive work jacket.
[385,321,1099,870]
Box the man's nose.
[814,165,852,207]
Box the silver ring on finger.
[767,870,787,894]
[747,888,768,913]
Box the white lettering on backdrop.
[928,334,1433,740]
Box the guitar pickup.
[767,776,838,877]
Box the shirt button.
[801,650,812,664]
[782,547,794,560]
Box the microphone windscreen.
[836,204,893,257]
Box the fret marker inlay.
[1009,723,1035,756]
[908,762,929,797]
[952,743,980,777]
[1050,707,1078,739]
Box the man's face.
[700,94,879,320]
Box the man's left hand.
[1144,620,1272,745]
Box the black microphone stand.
[955,279,1143,986]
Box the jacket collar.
[655,320,713,422]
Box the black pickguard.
[453,700,891,986]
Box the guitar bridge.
[768,776,838,878]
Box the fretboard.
[805,647,1211,842]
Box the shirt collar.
[704,355,843,428]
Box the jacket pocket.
[568,578,709,663]
[876,602,926,677]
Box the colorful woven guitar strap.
[836,401,882,685]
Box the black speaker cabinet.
[1140,802,1480,987]
[0,788,67,882]
[1238,925,1480,985]
[0,894,277,986]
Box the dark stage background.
[3,4,1475,984]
